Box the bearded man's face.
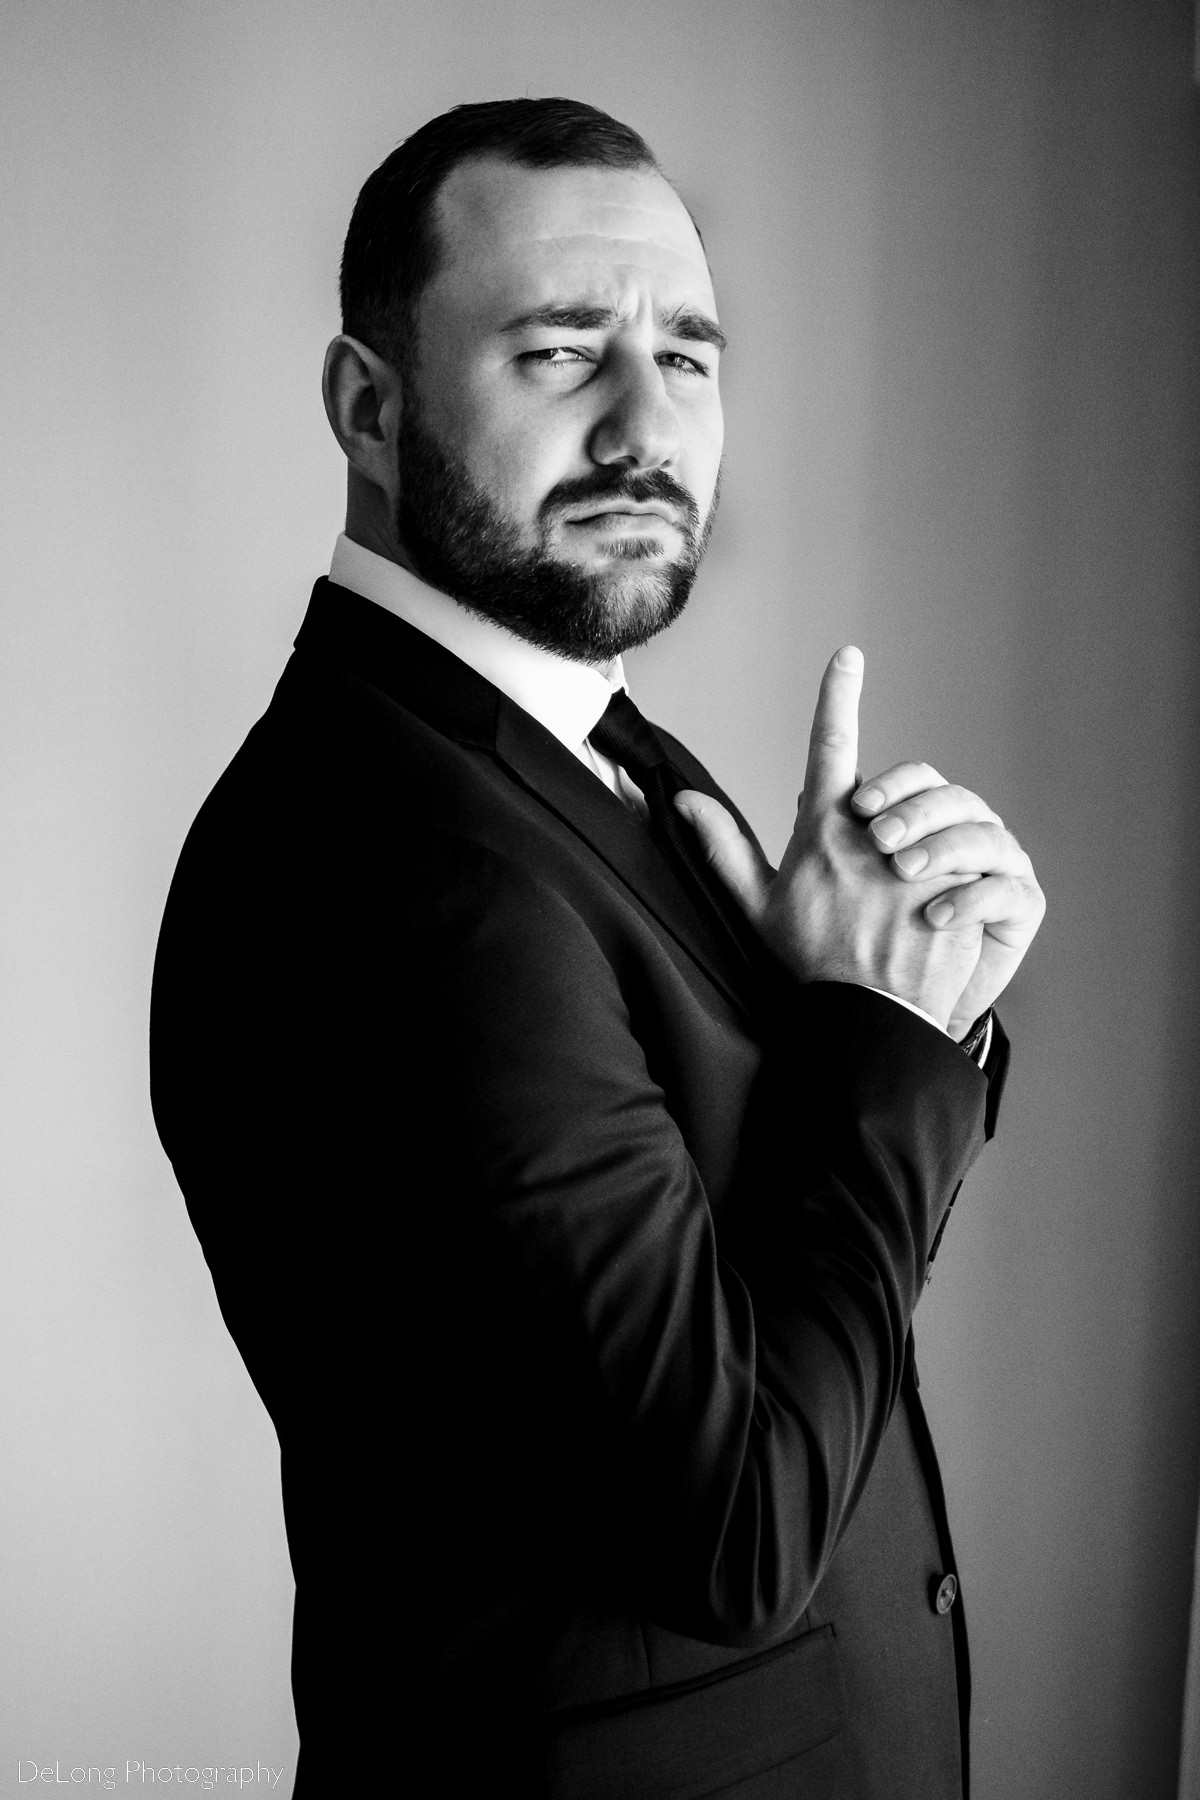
[391,155,725,663]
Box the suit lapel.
[294,580,757,1020]
[491,698,757,1019]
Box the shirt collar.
[328,535,627,753]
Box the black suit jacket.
[150,580,1007,1800]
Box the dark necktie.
[589,690,759,975]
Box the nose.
[587,354,681,471]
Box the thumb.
[673,791,774,922]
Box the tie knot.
[589,690,671,791]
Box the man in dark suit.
[150,99,1044,1798]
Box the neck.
[343,472,418,575]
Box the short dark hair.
[339,98,661,372]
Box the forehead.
[424,157,717,327]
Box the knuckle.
[899,792,932,832]
[1003,874,1032,916]
[972,820,1010,862]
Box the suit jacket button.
[932,1573,959,1615]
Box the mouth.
[564,504,679,529]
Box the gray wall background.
[4,3,1199,1796]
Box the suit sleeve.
[368,830,990,1646]
[153,794,996,1653]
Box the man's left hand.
[850,763,1045,1038]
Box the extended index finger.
[803,645,863,811]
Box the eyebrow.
[500,302,728,354]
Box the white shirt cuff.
[864,987,947,1035]
[863,987,993,1064]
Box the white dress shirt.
[329,534,646,810]
[327,536,979,1051]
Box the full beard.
[393,407,717,664]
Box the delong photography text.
[18,1764,286,1791]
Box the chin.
[574,537,671,567]
[584,569,687,646]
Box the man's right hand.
[674,647,991,1033]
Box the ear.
[322,334,403,498]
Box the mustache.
[540,468,701,532]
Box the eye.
[658,351,711,377]
[520,346,592,371]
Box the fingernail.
[836,645,863,672]
[894,846,928,875]
[927,899,955,926]
[855,786,885,814]
[871,816,905,848]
